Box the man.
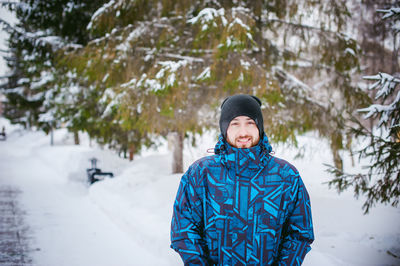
[171,94,314,265]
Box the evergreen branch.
[0,18,44,43]
[363,72,400,88]
[325,163,400,214]
[11,29,67,52]
[0,1,30,11]
[0,17,16,33]
[377,8,400,20]
[0,74,12,79]
[163,53,205,63]
[0,82,9,90]
[1,55,16,62]
[359,73,400,128]
[265,18,343,37]
[274,67,329,110]
[326,110,400,214]
[289,56,336,72]
[0,48,10,54]
[0,1,19,7]
[273,46,358,81]
[1,15,66,51]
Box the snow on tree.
[58,0,363,172]
[327,7,400,214]
[0,0,108,141]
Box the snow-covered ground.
[0,117,399,266]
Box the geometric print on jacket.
[171,134,314,265]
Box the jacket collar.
[214,133,272,168]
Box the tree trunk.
[74,131,80,145]
[332,149,343,174]
[169,131,184,174]
[50,128,54,146]
[129,144,135,161]
[346,132,355,167]
[330,133,343,174]
[391,32,399,73]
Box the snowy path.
[0,130,162,266]
[0,185,33,265]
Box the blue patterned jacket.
[171,134,314,265]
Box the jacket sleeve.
[170,167,210,265]
[276,175,314,266]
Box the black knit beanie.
[219,94,264,140]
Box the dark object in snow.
[0,127,6,141]
[86,157,114,184]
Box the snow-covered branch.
[1,17,67,51]
[0,74,12,80]
[363,72,400,99]
[360,73,400,127]
[187,7,227,27]
[163,53,204,63]
[0,1,30,16]
[0,83,6,90]
[274,67,326,110]
[377,7,400,20]
[0,1,19,7]
[87,0,123,31]
[0,17,16,33]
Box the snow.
[360,73,400,127]
[38,109,56,123]
[34,35,64,50]
[102,73,110,83]
[155,60,188,87]
[125,59,190,92]
[344,47,356,56]
[0,117,399,265]
[228,17,250,31]
[140,76,162,93]
[364,73,400,97]
[100,89,125,118]
[240,59,251,70]
[377,8,400,20]
[30,72,54,90]
[188,8,227,28]
[115,25,147,53]
[196,66,211,80]
[87,0,116,31]
[358,102,393,125]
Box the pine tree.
[327,7,400,214]
[1,0,107,136]
[60,0,362,172]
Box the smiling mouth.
[236,137,252,145]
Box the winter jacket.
[170,134,314,265]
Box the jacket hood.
[214,133,273,168]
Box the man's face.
[226,116,260,148]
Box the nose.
[237,124,249,136]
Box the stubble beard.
[228,135,258,148]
